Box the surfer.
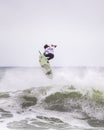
[43,44,57,61]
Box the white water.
[0,67,104,130]
[0,67,104,92]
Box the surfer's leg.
[44,53,54,60]
[44,53,50,61]
[48,54,54,60]
[44,53,49,58]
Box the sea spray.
[0,67,104,130]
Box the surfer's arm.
[51,44,57,48]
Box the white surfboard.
[39,51,53,79]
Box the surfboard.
[39,51,53,79]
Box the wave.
[0,67,104,129]
[1,85,104,119]
[0,67,104,91]
[1,86,104,129]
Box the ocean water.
[0,67,104,130]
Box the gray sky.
[0,0,104,67]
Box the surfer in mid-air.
[43,44,57,61]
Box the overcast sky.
[0,0,104,67]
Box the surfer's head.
[44,44,49,49]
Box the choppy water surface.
[0,67,104,130]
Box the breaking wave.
[0,67,104,130]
